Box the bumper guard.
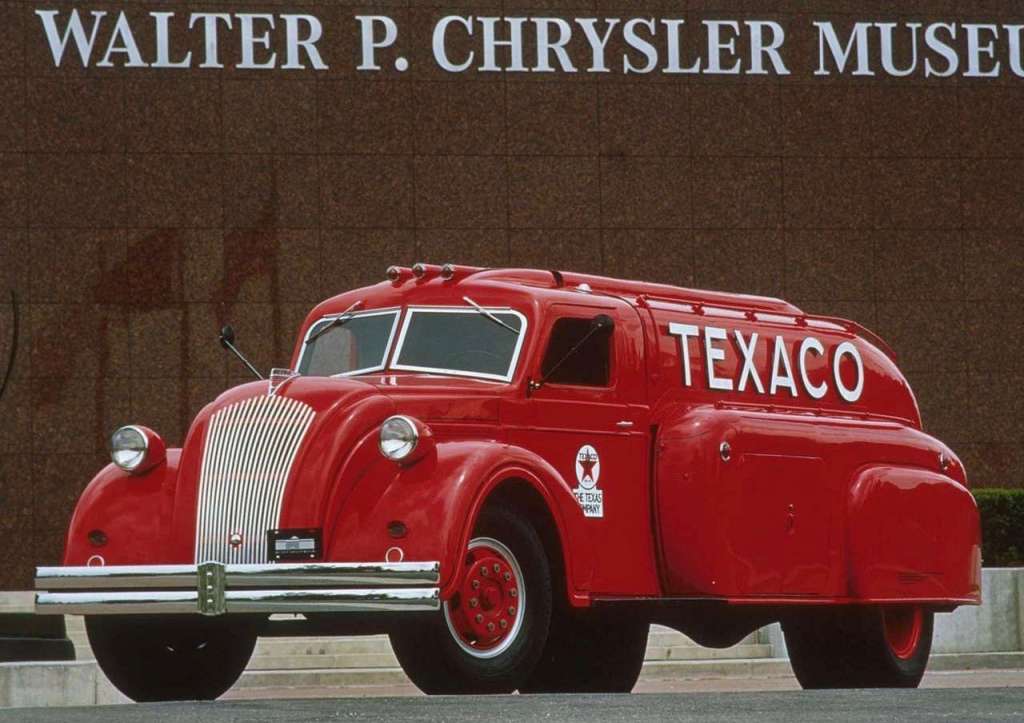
[34,561,441,616]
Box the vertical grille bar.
[195,396,315,564]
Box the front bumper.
[35,561,441,616]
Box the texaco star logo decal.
[575,445,600,491]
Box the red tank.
[35,264,981,699]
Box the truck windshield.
[392,308,528,382]
[298,309,400,377]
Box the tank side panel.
[654,412,718,595]
[645,305,920,426]
[654,403,976,603]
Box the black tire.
[783,606,933,689]
[521,609,649,693]
[86,615,258,701]
[389,506,552,694]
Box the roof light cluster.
[386,263,469,284]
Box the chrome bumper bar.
[35,561,441,616]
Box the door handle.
[616,420,634,429]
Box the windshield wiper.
[462,296,519,334]
[305,301,363,344]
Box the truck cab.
[35,264,981,699]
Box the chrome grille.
[195,395,315,564]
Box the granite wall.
[1,1,1022,588]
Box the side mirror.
[219,325,235,350]
[592,314,614,332]
[218,325,264,380]
[528,314,615,397]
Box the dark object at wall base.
[0,613,75,662]
[974,488,1024,567]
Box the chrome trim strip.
[35,588,441,615]
[391,306,529,383]
[35,562,441,590]
[296,307,401,377]
[224,588,441,614]
[35,591,199,615]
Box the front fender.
[325,440,594,605]
[846,464,981,604]
[62,450,180,565]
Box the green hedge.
[974,488,1024,567]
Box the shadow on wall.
[0,290,17,405]
[35,194,286,450]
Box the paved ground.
[222,667,1024,699]
[5,684,1024,723]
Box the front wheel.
[86,615,258,701]
[783,605,933,689]
[389,506,552,694]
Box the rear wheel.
[85,615,257,701]
[389,507,552,694]
[521,610,648,693]
[783,605,933,689]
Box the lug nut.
[508,606,515,616]
[471,579,480,590]
[480,566,489,576]
[503,572,511,582]
[469,598,478,608]
[493,563,500,573]
[500,619,508,629]
[509,588,517,598]
[487,622,495,633]
[475,614,483,623]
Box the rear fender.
[846,464,981,603]
[62,451,180,566]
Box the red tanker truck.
[35,264,981,700]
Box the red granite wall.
[1,2,1022,588]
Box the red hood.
[360,373,502,423]
[170,373,501,561]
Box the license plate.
[267,528,322,561]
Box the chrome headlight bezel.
[110,425,150,473]
[379,415,420,462]
[110,425,166,475]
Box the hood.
[172,373,499,563]
[361,373,502,424]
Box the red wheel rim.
[883,606,923,660]
[443,538,524,659]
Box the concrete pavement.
[4,687,1024,723]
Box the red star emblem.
[578,451,598,481]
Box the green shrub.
[974,488,1024,567]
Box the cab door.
[507,301,658,596]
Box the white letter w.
[36,9,108,67]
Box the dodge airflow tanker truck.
[35,265,980,700]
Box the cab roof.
[305,264,896,364]
[316,264,804,316]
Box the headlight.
[379,416,419,462]
[110,425,165,474]
[111,426,147,471]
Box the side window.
[540,317,612,387]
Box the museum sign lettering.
[34,10,1024,79]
